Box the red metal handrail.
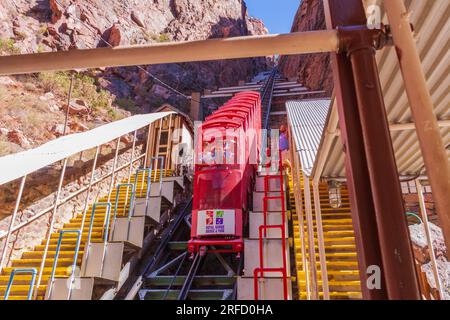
[253,150,288,300]
[253,267,288,300]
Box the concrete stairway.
[0,169,182,300]
[289,173,362,300]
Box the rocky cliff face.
[278,0,333,96]
[0,0,269,113]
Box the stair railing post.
[415,179,444,299]
[3,268,37,300]
[143,124,152,168]
[302,172,319,299]
[81,202,111,276]
[0,175,27,274]
[152,118,164,181]
[33,157,68,300]
[126,130,138,185]
[107,137,121,203]
[312,180,330,300]
[291,148,310,299]
[77,145,100,249]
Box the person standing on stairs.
[279,124,291,170]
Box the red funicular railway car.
[188,92,261,255]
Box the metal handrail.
[254,151,288,300]
[259,69,277,167]
[113,183,136,219]
[110,183,136,242]
[135,166,153,199]
[253,267,287,300]
[47,230,81,299]
[3,268,37,300]
[261,69,277,130]
[0,153,145,242]
[81,202,112,277]
[89,202,112,244]
[150,156,165,197]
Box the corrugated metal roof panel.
[318,0,450,179]
[286,99,331,176]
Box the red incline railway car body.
[188,92,262,254]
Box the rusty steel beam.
[341,24,420,299]
[323,0,387,300]
[0,31,339,75]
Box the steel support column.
[301,172,319,299]
[341,25,420,299]
[323,0,386,300]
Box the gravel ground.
[409,222,449,299]
[421,258,450,300]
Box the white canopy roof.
[0,112,173,185]
[286,99,331,177]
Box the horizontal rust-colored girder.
[0,30,339,75]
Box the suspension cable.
[53,0,200,103]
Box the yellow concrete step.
[295,260,359,271]
[0,295,45,300]
[296,270,360,282]
[309,230,355,238]
[298,280,361,292]
[0,275,50,285]
[0,285,46,295]
[22,251,84,259]
[2,267,70,276]
[61,225,105,232]
[305,252,357,261]
[11,258,82,268]
[294,244,356,253]
[50,231,103,239]
[294,224,354,232]
[292,218,353,225]
[41,237,103,245]
[34,244,85,251]
[298,291,362,300]
[294,237,355,246]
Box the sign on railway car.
[197,209,235,235]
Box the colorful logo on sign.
[215,210,224,225]
[206,211,214,225]
[204,210,226,233]
[197,209,235,235]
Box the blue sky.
[245,0,302,34]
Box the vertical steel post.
[323,0,387,300]
[107,137,121,203]
[127,130,138,184]
[342,26,420,299]
[290,145,310,299]
[34,157,68,299]
[0,175,27,274]
[143,124,152,168]
[78,146,100,234]
[166,114,173,172]
[63,73,74,136]
[415,179,444,299]
[384,0,450,259]
[312,180,330,299]
[154,117,164,179]
[302,172,318,299]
